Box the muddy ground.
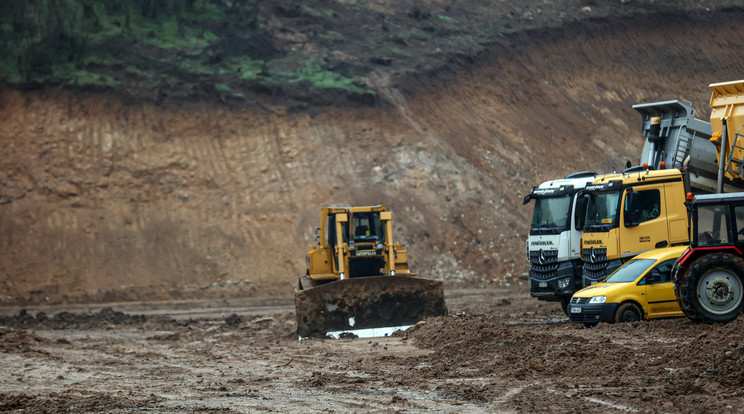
[2,287,743,413]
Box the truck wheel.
[615,302,642,323]
[679,253,744,323]
[560,297,570,316]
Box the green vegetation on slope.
[0,0,373,102]
[2,0,739,106]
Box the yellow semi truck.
[580,98,744,285]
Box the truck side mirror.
[625,210,641,227]
[624,190,640,227]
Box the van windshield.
[604,259,655,283]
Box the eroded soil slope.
[2,8,744,304]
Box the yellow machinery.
[709,80,744,187]
[295,205,446,338]
[581,93,744,286]
[581,168,690,284]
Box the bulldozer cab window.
[352,212,383,242]
[326,214,349,249]
[695,204,730,247]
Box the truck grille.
[529,249,559,265]
[582,247,607,264]
[581,247,609,283]
[529,249,559,280]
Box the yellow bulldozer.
[295,205,447,338]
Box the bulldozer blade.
[295,276,447,339]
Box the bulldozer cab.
[318,206,393,278]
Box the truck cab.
[581,168,689,284]
[524,172,597,312]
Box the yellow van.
[568,246,686,325]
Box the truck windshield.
[584,191,621,231]
[530,195,571,234]
[604,258,655,283]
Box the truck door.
[621,185,668,256]
[641,258,679,317]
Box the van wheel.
[615,302,642,323]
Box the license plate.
[356,251,375,256]
[570,307,582,314]
[539,282,547,288]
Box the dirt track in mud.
[2,287,743,413]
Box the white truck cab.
[524,172,597,314]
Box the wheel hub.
[698,269,743,315]
[706,278,734,305]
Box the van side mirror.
[647,272,661,284]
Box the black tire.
[615,302,643,323]
[677,253,744,323]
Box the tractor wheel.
[615,302,642,323]
[678,253,744,323]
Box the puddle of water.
[299,325,412,340]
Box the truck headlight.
[557,277,571,289]
[589,296,607,304]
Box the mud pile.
[2,288,744,412]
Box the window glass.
[585,191,620,228]
[625,189,661,225]
[531,195,571,229]
[735,206,744,242]
[696,204,729,246]
[639,258,676,285]
[605,259,655,283]
[353,212,382,241]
